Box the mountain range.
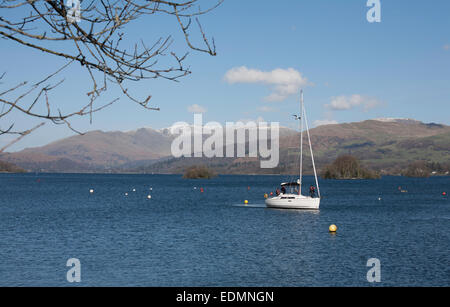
[1,118,449,174]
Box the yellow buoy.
[329,224,337,232]
[244,200,248,205]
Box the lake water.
[0,173,448,286]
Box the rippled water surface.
[0,173,448,286]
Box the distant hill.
[292,119,450,175]
[1,118,450,175]
[138,119,450,175]
[0,128,174,172]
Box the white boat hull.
[265,194,320,210]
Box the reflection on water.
[232,203,267,208]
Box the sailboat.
[265,90,321,210]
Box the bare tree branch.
[0,0,222,152]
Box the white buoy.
[125,192,128,196]
[149,187,153,191]
[89,189,94,194]
[132,188,136,192]
[378,197,382,201]
[194,187,197,190]
[147,195,152,199]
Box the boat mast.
[299,90,304,195]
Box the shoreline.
[1,172,449,179]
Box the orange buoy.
[200,188,204,193]
[270,192,273,196]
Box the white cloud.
[314,119,338,127]
[327,95,381,111]
[187,104,206,113]
[444,44,450,51]
[224,66,310,102]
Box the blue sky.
[1,0,450,151]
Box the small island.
[183,165,217,179]
[321,155,380,179]
[402,161,431,178]
[0,160,26,173]
[400,161,450,178]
